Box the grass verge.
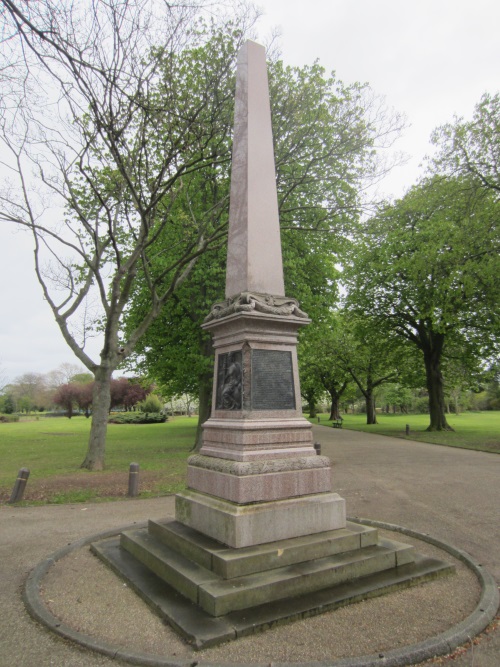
[312,412,500,454]
[0,415,196,504]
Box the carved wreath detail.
[204,292,309,323]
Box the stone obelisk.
[175,40,346,547]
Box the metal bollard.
[9,468,30,504]
[313,442,322,456]
[405,424,410,436]
[128,462,140,497]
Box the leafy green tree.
[431,93,500,193]
[345,176,500,430]
[341,318,401,424]
[6,372,50,413]
[378,383,414,414]
[298,314,353,421]
[0,394,15,414]
[0,1,259,469]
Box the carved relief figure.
[219,352,242,410]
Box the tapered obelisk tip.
[225,40,285,299]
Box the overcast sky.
[1,0,499,383]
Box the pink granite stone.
[187,466,333,503]
[225,41,285,299]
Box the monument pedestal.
[176,302,346,547]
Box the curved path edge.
[23,518,499,667]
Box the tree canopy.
[344,175,500,429]
[431,92,500,193]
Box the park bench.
[331,418,343,429]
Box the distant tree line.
[0,364,154,418]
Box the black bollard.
[9,468,30,504]
[313,442,322,456]
[128,462,140,497]
[405,424,410,436]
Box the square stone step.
[120,529,218,604]
[149,518,378,579]
[198,539,416,616]
[122,526,415,617]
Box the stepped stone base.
[91,519,455,649]
[175,489,346,548]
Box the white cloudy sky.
[1,0,499,382]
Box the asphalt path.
[0,426,498,666]
[314,425,500,583]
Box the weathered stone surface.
[114,524,427,619]
[199,417,316,462]
[120,530,217,603]
[149,519,379,579]
[175,490,346,548]
[187,465,332,503]
[92,533,454,649]
[186,453,334,504]
[225,41,285,299]
[187,454,331,475]
[198,544,399,616]
[205,292,308,323]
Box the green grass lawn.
[0,415,197,503]
[1,410,497,505]
[313,411,500,454]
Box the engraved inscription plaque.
[251,350,295,410]
[216,351,242,410]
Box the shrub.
[0,413,20,422]
[108,412,167,424]
[138,394,163,413]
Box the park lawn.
[0,415,197,503]
[314,411,500,454]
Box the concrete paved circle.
[1,426,499,666]
[22,517,498,667]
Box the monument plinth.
[92,40,453,649]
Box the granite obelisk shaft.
[225,40,285,299]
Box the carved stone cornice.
[204,292,308,323]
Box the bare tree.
[0,0,256,468]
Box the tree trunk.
[325,381,347,421]
[366,392,377,424]
[193,372,213,451]
[423,336,453,431]
[329,398,340,421]
[308,399,317,419]
[81,365,113,470]
[329,392,342,420]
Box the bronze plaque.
[216,351,242,410]
[251,350,295,410]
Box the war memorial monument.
[93,40,453,648]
